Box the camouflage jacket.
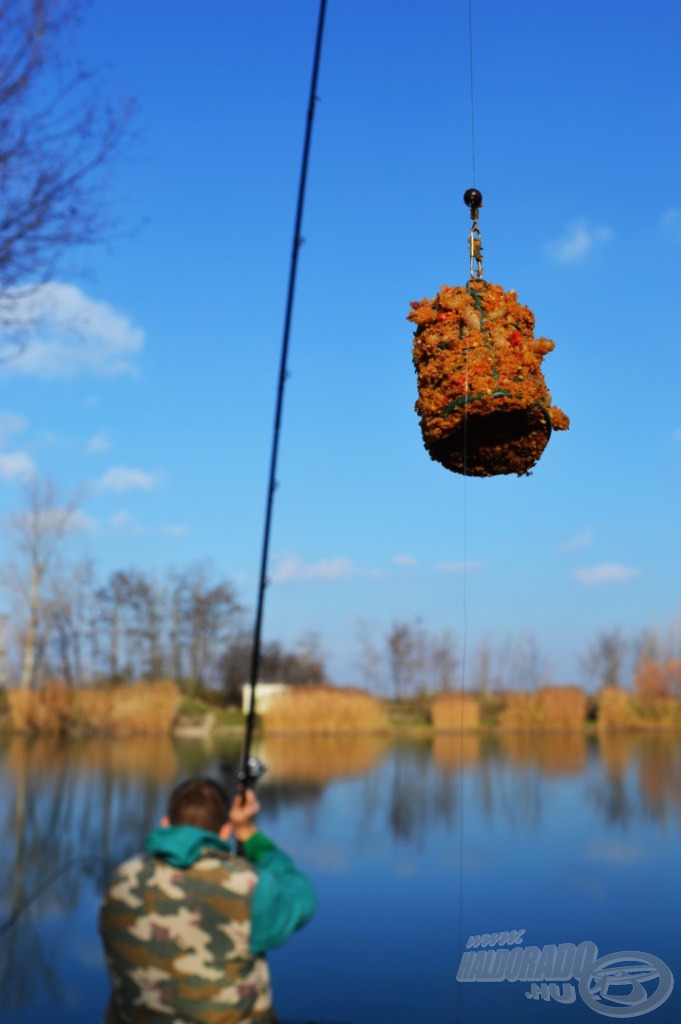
[99,828,316,1024]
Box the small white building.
[241,681,289,716]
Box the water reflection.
[1,732,681,1023]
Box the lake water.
[1,731,680,1024]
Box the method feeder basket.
[409,189,569,477]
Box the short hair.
[167,777,231,834]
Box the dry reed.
[430,692,480,732]
[596,687,634,731]
[498,686,587,732]
[262,685,390,735]
[597,687,681,732]
[7,680,181,736]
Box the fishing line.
[458,0,479,1000]
[239,0,329,791]
[456,313,470,1024]
[468,0,477,186]
[0,855,114,942]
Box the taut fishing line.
[458,2,477,1020]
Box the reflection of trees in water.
[595,734,681,826]
[258,782,325,822]
[3,729,680,1005]
[637,737,681,822]
[0,911,65,1014]
[596,735,637,826]
[0,736,179,1006]
[386,742,434,842]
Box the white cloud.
[271,554,382,584]
[98,466,159,492]
[161,524,189,537]
[661,207,681,243]
[69,510,97,533]
[392,554,417,566]
[547,220,612,263]
[0,451,35,481]
[108,511,147,534]
[0,412,28,446]
[87,433,112,455]
[559,527,594,553]
[0,283,145,378]
[435,559,484,574]
[574,563,640,586]
[109,510,134,529]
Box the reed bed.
[259,734,390,783]
[262,685,390,735]
[597,687,681,732]
[596,687,633,731]
[430,692,480,732]
[7,680,181,736]
[498,686,587,732]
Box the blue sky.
[0,0,679,686]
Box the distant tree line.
[356,619,681,700]
[3,481,679,702]
[0,479,326,699]
[580,627,681,699]
[355,618,551,698]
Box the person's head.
[162,777,232,839]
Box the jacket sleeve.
[242,832,317,955]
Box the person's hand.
[229,788,260,844]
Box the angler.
[99,776,316,1024]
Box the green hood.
[145,824,232,868]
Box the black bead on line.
[463,188,483,212]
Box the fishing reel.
[227,755,268,790]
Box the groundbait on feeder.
[409,190,569,477]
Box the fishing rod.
[237,0,329,795]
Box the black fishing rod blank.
[238,0,329,793]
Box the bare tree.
[170,564,242,694]
[1,477,81,688]
[580,629,629,690]
[508,633,550,692]
[429,630,459,692]
[220,631,327,704]
[470,636,502,695]
[353,618,385,693]
[387,620,426,699]
[0,0,134,335]
[632,626,681,699]
[44,558,94,686]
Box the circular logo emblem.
[579,951,674,1018]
